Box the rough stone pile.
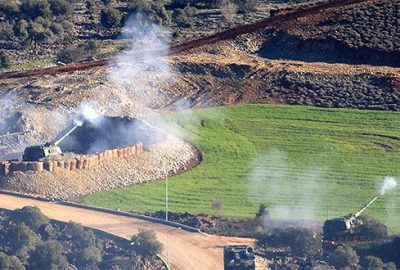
[0,135,198,199]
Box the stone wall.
[0,143,144,175]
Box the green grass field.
[83,105,400,232]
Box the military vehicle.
[224,245,255,270]
[22,121,83,161]
[323,195,380,241]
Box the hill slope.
[84,104,400,232]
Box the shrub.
[329,245,359,268]
[130,229,163,258]
[65,222,98,248]
[29,240,68,269]
[49,0,73,16]
[14,19,30,39]
[266,227,321,257]
[127,0,152,10]
[101,0,114,6]
[9,206,49,232]
[5,223,40,253]
[21,0,51,18]
[233,0,257,13]
[56,46,86,63]
[28,21,56,44]
[0,252,24,270]
[78,246,102,266]
[364,255,384,270]
[0,0,21,16]
[0,23,15,40]
[172,8,193,28]
[85,40,99,56]
[256,203,268,219]
[100,7,122,28]
[358,216,388,239]
[49,22,64,35]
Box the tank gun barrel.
[53,121,83,146]
[354,195,380,218]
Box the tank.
[323,195,380,241]
[22,121,82,161]
[224,245,255,270]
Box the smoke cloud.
[380,176,398,196]
[247,150,327,226]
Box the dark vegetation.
[267,71,400,110]
[260,0,400,67]
[0,0,74,47]
[0,206,165,270]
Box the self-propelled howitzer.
[323,195,380,241]
[22,121,83,161]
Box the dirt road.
[0,193,254,270]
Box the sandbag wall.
[0,143,144,175]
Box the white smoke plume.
[108,12,174,108]
[380,176,398,196]
[247,150,327,227]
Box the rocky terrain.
[0,135,198,199]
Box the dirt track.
[0,0,372,80]
[0,193,254,270]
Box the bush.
[5,223,40,254]
[172,8,193,28]
[21,0,51,18]
[9,206,49,232]
[0,252,24,270]
[101,0,114,5]
[358,216,388,239]
[329,245,359,268]
[100,7,122,28]
[127,0,152,10]
[364,255,384,270]
[56,46,87,63]
[264,227,321,257]
[0,51,11,68]
[77,246,102,266]
[29,240,68,269]
[14,19,29,39]
[49,22,64,35]
[0,0,21,16]
[233,0,257,13]
[49,0,73,16]
[0,23,15,40]
[65,222,98,249]
[130,229,163,258]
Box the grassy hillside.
[83,105,400,232]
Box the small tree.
[0,51,11,68]
[77,246,102,266]
[329,245,359,269]
[172,8,193,28]
[49,0,73,16]
[65,222,98,249]
[100,8,122,28]
[365,255,384,270]
[5,223,41,254]
[212,199,223,216]
[0,252,24,270]
[130,229,163,258]
[56,46,87,63]
[29,240,68,269]
[9,206,49,232]
[21,0,51,18]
